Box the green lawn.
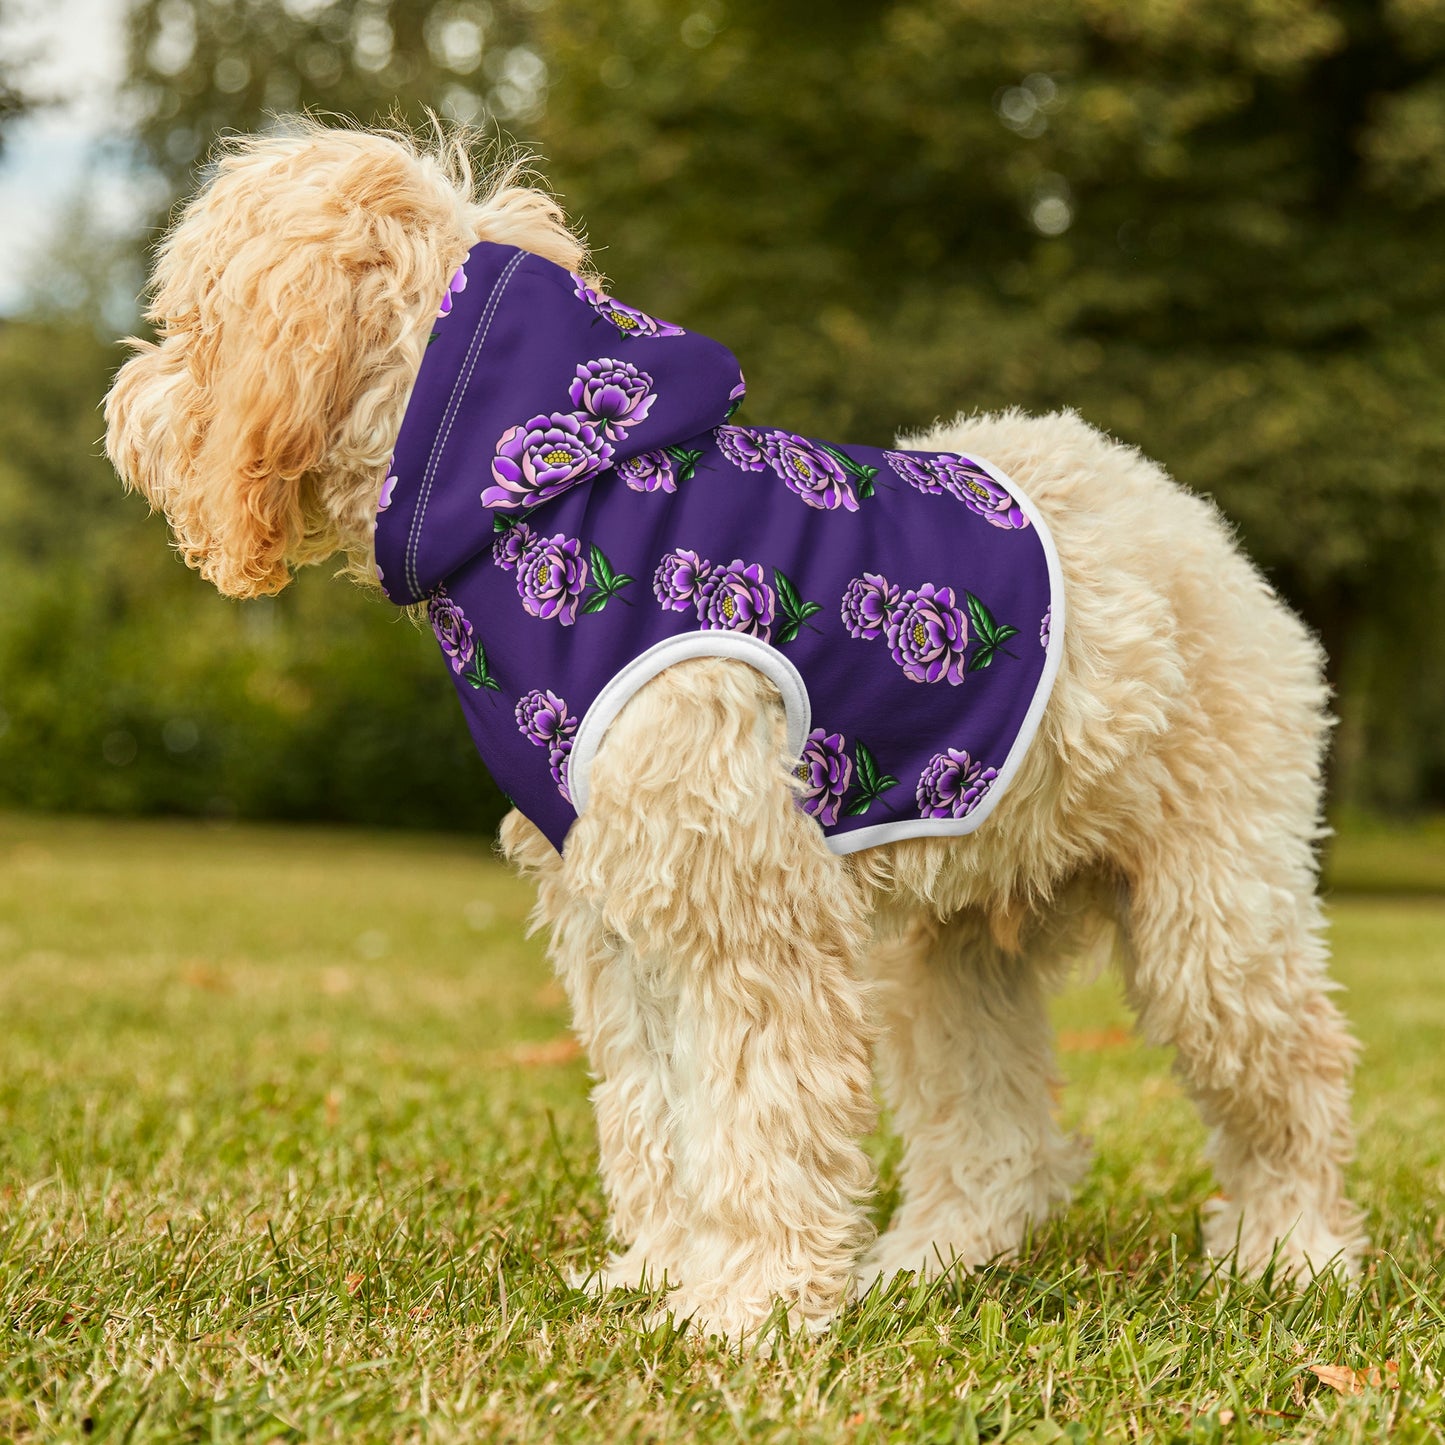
[1,812,1442,1443]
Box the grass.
[1,811,1443,1443]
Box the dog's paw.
[1202,1196,1366,1283]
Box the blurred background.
[1,0,1443,837]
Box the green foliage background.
[3,0,1445,828]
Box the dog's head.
[105,121,587,598]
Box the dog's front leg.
[564,659,878,1344]
[501,809,688,1290]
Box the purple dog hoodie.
[374,242,1064,855]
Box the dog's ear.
[105,130,471,599]
[105,332,204,554]
[107,238,390,599]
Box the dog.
[104,121,1364,1342]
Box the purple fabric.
[375,243,1058,853]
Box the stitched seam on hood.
[405,248,526,599]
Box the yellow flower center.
[721,594,738,621]
[912,620,927,648]
[613,313,638,331]
[536,562,551,588]
[790,455,813,481]
[542,448,574,466]
[795,762,811,782]
[965,477,990,500]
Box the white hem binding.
[568,633,813,818]
[565,455,1064,857]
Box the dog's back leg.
[1119,824,1364,1279]
[859,909,1089,1290]
[562,658,878,1342]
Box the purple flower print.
[796,729,853,827]
[916,749,998,819]
[516,688,575,748]
[885,583,970,685]
[653,549,713,610]
[729,375,747,403]
[937,457,1030,530]
[437,264,467,318]
[714,424,768,472]
[885,450,948,495]
[1039,604,1052,650]
[568,357,656,439]
[619,449,677,493]
[548,735,575,803]
[378,472,398,512]
[516,532,589,626]
[483,411,615,509]
[571,274,685,338]
[695,559,775,640]
[427,589,475,674]
[516,688,579,802]
[492,520,537,571]
[760,431,858,512]
[840,573,901,640]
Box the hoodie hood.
[375,242,743,604]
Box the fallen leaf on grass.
[498,1037,584,1067]
[344,1273,365,1296]
[180,960,230,992]
[1056,1027,1133,1052]
[1310,1362,1399,1395]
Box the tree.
[125,0,542,189]
[0,0,37,154]
[87,0,1445,812]
[532,0,1445,805]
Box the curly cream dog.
[105,122,1364,1342]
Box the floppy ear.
[105,130,471,599]
[106,237,380,599]
[104,332,200,532]
[195,237,371,597]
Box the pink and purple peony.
[716,426,861,512]
[916,748,998,819]
[886,451,1030,530]
[571,275,685,339]
[796,729,853,826]
[493,523,591,627]
[653,548,714,611]
[568,358,656,439]
[841,574,901,640]
[436,264,468,319]
[515,688,579,802]
[618,449,677,493]
[714,424,767,472]
[760,432,858,512]
[842,573,971,686]
[484,411,616,510]
[516,533,589,626]
[653,550,776,642]
[887,584,971,686]
[427,589,475,674]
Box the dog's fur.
[105,121,1365,1342]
